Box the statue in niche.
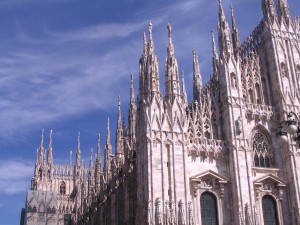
[235,116,242,135]
[280,62,287,77]
[231,73,237,89]
[296,65,300,79]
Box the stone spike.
[77,131,80,151]
[106,117,111,145]
[40,129,44,149]
[230,4,240,50]
[181,70,187,104]
[89,148,93,168]
[143,32,147,54]
[193,49,202,102]
[69,151,72,166]
[49,129,53,150]
[97,133,101,159]
[211,31,218,60]
[148,21,153,41]
[130,73,135,103]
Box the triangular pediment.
[190,170,228,184]
[253,174,286,187]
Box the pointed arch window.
[200,192,218,225]
[252,132,272,168]
[60,182,66,195]
[262,195,279,225]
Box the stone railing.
[187,139,226,158]
[245,103,278,121]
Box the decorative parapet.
[245,103,278,121]
[187,139,226,158]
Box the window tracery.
[252,132,272,167]
[60,182,66,195]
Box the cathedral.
[20,0,300,224]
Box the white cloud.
[0,160,33,194]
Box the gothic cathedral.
[20,0,300,224]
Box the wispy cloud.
[0,0,262,141]
[0,160,33,194]
[47,21,147,42]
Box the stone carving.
[155,198,162,225]
[231,73,237,89]
[178,200,186,225]
[165,200,170,224]
[280,62,287,77]
[187,202,194,225]
[244,203,252,225]
[235,116,242,135]
[147,200,153,225]
[170,201,176,224]
[238,204,245,225]
[253,205,259,225]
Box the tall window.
[60,182,66,195]
[253,132,272,167]
[262,195,279,225]
[200,192,218,225]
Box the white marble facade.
[21,0,300,224]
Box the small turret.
[165,24,180,103]
[211,31,219,78]
[230,4,240,51]
[218,0,233,60]
[128,73,137,147]
[115,96,124,166]
[95,133,102,193]
[192,50,202,102]
[181,70,188,105]
[75,132,81,169]
[38,129,45,164]
[105,117,112,181]
[276,0,291,26]
[139,22,160,102]
[47,129,53,166]
[261,0,276,23]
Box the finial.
[143,32,147,53]
[218,0,225,19]
[148,21,153,40]
[211,30,218,58]
[118,95,121,110]
[131,73,134,85]
[40,129,44,149]
[70,151,72,165]
[107,117,110,131]
[49,129,53,149]
[167,23,172,38]
[90,148,93,168]
[77,131,80,150]
[97,133,101,156]
[130,73,135,103]
[143,32,147,44]
[106,117,111,145]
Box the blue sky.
[0,0,299,224]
